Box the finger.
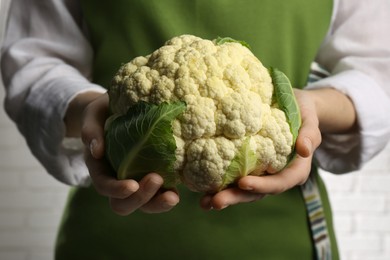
[200,195,213,210]
[296,108,321,158]
[81,93,109,159]
[85,151,139,199]
[200,188,265,210]
[140,190,180,214]
[109,173,164,216]
[238,155,312,195]
[296,125,321,158]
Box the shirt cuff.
[305,70,390,173]
[17,64,106,186]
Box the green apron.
[55,1,337,259]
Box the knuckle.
[92,181,109,197]
[110,200,133,216]
[115,182,136,199]
[271,186,287,195]
[81,126,93,145]
[130,191,151,207]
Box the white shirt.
[1,0,390,186]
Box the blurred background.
[0,0,389,259]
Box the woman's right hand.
[78,93,180,215]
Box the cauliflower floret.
[260,105,293,155]
[180,95,216,140]
[173,135,186,172]
[182,137,237,192]
[216,89,263,138]
[257,104,293,173]
[109,34,272,117]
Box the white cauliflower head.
[105,35,300,193]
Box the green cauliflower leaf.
[105,101,186,188]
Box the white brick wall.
[0,2,69,259]
[320,144,390,260]
[0,1,389,259]
[0,94,69,260]
[0,101,69,260]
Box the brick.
[328,194,386,212]
[358,175,390,193]
[0,190,57,209]
[0,171,21,187]
[320,171,356,192]
[30,251,54,260]
[0,108,15,128]
[362,147,390,172]
[27,211,63,229]
[384,235,390,254]
[0,126,25,147]
[362,156,390,172]
[350,254,390,260]
[332,214,354,234]
[337,234,381,253]
[0,212,25,229]
[0,147,41,168]
[356,214,390,232]
[0,230,57,248]
[0,251,27,260]
[386,198,390,212]
[21,170,69,189]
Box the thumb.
[81,93,109,159]
[295,115,321,159]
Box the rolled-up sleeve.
[1,0,105,186]
[306,0,390,173]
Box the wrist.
[64,91,104,137]
[306,88,357,134]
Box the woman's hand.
[85,149,180,215]
[66,92,180,215]
[200,89,325,210]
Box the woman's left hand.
[200,89,322,210]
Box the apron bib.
[55,1,336,259]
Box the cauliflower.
[105,35,301,193]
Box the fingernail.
[90,139,97,157]
[219,204,228,210]
[242,185,253,191]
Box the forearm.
[307,88,357,134]
[0,0,106,186]
[303,0,390,174]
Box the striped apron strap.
[301,173,332,260]
[301,62,332,260]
